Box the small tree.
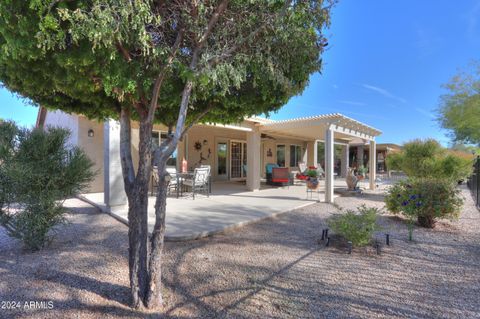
[386,139,473,182]
[0,122,94,251]
[437,62,480,146]
[0,0,334,309]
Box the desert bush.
[385,178,463,230]
[0,121,18,214]
[327,205,381,247]
[386,139,473,181]
[0,122,94,250]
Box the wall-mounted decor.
[267,148,273,157]
[194,141,202,151]
[195,147,212,166]
[203,139,208,145]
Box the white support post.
[357,145,364,167]
[246,125,261,191]
[369,140,376,190]
[302,142,308,164]
[104,120,127,208]
[341,144,349,178]
[306,140,318,167]
[325,127,334,203]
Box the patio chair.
[271,167,290,188]
[200,164,212,193]
[295,161,309,180]
[266,163,279,185]
[316,164,325,178]
[183,166,210,199]
[151,166,180,196]
[166,167,180,196]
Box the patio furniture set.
[151,165,211,199]
[265,161,327,199]
[151,161,327,200]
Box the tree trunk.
[126,188,149,309]
[417,214,436,228]
[119,109,152,309]
[119,66,196,309]
[145,161,168,308]
[146,79,195,309]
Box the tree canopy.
[0,0,336,309]
[0,0,332,127]
[437,62,480,146]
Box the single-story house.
[36,107,382,207]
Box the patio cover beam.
[258,113,381,142]
[330,124,375,141]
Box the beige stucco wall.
[261,138,308,176]
[44,111,104,193]
[186,125,247,179]
[77,116,104,193]
[70,115,312,192]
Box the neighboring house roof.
[378,143,402,152]
[349,142,402,152]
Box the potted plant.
[356,165,368,179]
[306,169,319,190]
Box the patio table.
[176,172,193,198]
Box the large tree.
[0,0,334,309]
[438,62,480,146]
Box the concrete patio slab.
[79,180,347,241]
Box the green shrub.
[327,205,381,247]
[385,178,463,230]
[306,169,318,178]
[386,139,473,181]
[0,122,94,251]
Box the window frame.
[289,144,302,167]
[152,130,177,167]
[276,144,286,167]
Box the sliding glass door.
[230,140,247,180]
[216,141,228,180]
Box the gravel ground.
[1,185,479,318]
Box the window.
[276,145,286,167]
[151,131,168,148]
[289,145,302,167]
[152,131,160,148]
[152,131,177,167]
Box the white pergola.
[257,113,382,203]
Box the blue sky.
[1,0,479,145]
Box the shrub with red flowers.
[385,178,463,234]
